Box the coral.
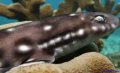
[0,0,53,21]
[7,52,115,73]
[86,0,120,15]
[94,39,104,51]
[53,0,94,16]
[106,52,120,71]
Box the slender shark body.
[0,12,119,73]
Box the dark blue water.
[0,0,120,55]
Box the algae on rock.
[0,0,53,21]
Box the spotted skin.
[0,12,119,73]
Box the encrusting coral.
[106,52,120,71]
[0,0,53,21]
[53,0,94,16]
[94,39,104,51]
[7,52,115,73]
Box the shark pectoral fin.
[24,49,55,64]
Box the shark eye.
[94,16,105,23]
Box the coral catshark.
[0,12,119,73]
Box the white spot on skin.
[63,34,71,40]
[55,47,64,57]
[92,26,98,31]
[64,45,68,48]
[81,17,85,20]
[42,43,48,49]
[55,37,62,43]
[44,25,52,31]
[18,45,31,52]
[69,13,76,16]
[111,23,116,29]
[72,41,77,44]
[76,29,84,36]
[63,45,72,53]
[48,40,55,46]
[7,28,15,32]
[55,48,63,53]
[101,25,106,31]
[38,44,44,49]
[71,32,76,38]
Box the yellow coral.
[54,0,94,16]
[0,0,53,21]
[106,52,120,71]
[7,52,115,73]
[94,39,104,51]
[86,0,120,15]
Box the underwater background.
[0,0,120,70]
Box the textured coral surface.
[106,52,120,71]
[0,0,53,21]
[7,52,115,73]
[53,0,94,16]
[86,0,120,15]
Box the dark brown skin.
[0,12,119,73]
